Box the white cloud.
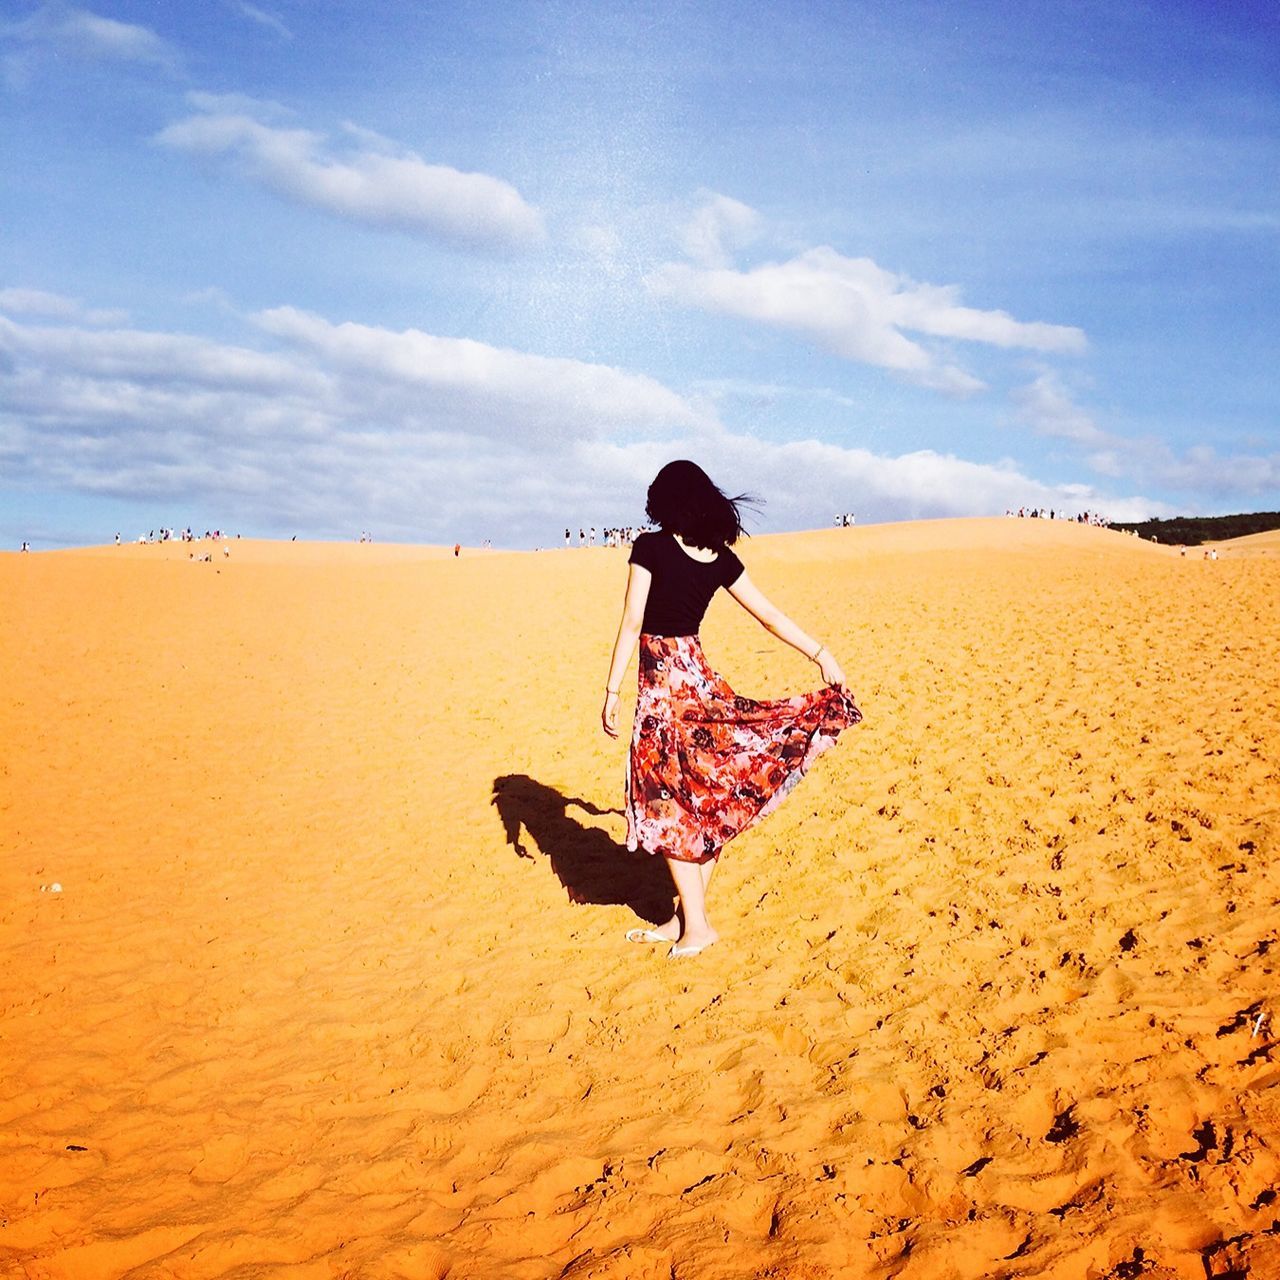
[0,286,125,325]
[1011,370,1105,444]
[678,192,762,268]
[2,4,179,71]
[568,430,1163,529]
[0,299,1172,543]
[0,314,323,397]
[1008,372,1280,498]
[649,246,1086,395]
[181,285,238,313]
[233,2,292,41]
[1083,448,1123,479]
[0,305,707,536]
[691,377,861,411]
[252,306,706,439]
[155,98,545,252]
[185,89,292,120]
[1184,446,1280,494]
[1124,439,1280,499]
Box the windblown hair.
[644,460,759,550]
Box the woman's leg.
[641,854,716,942]
[666,857,719,951]
[700,854,718,895]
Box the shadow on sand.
[492,774,674,925]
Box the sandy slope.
[2,519,1277,1279]
[1203,528,1280,558]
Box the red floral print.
[625,633,862,863]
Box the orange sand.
[2,520,1278,1279]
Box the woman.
[602,460,862,958]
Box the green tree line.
[1110,512,1280,546]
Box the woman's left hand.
[817,648,849,692]
[602,690,621,737]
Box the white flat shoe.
[668,940,715,959]
[626,928,676,944]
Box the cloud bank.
[0,301,1164,543]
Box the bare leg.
[666,857,719,953]
[700,854,717,895]
[632,855,719,945]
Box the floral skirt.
[625,633,863,864]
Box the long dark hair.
[644,460,759,550]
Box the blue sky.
[2,0,1277,547]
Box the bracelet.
[606,687,619,695]
[810,644,825,663]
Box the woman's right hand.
[602,690,621,738]
[817,648,849,692]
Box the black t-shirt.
[629,531,745,636]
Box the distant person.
[454,542,460,557]
[565,528,571,547]
[602,460,862,959]
[20,540,29,552]
[114,532,121,545]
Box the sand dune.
[3,518,1278,1278]
[1204,528,1280,558]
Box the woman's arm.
[727,572,849,690]
[602,563,651,737]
